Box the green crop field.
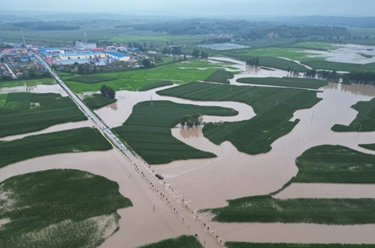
[62,60,227,93]
[113,101,238,164]
[139,235,203,248]
[236,77,328,89]
[138,81,174,91]
[158,82,321,155]
[0,169,132,248]
[332,98,375,132]
[302,60,375,72]
[0,78,56,88]
[226,242,375,248]
[284,41,337,51]
[83,94,117,109]
[209,195,375,224]
[359,143,375,151]
[68,75,118,84]
[0,94,7,107]
[205,70,234,83]
[0,128,112,168]
[0,93,87,138]
[292,145,375,184]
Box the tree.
[142,59,152,68]
[192,49,200,58]
[200,51,208,59]
[183,54,187,60]
[28,68,36,77]
[180,114,203,127]
[78,65,84,74]
[100,85,116,99]
[128,42,132,48]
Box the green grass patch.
[68,75,118,84]
[158,82,321,155]
[302,60,375,72]
[0,127,112,168]
[0,94,7,107]
[0,169,132,248]
[113,101,238,164]
[292,145,375,183]
[138,81,174,91]
[210,195,375,224]
[236,77,328,89]
[359,143,375,151]
[205,70,234,84]
[62,60,228,93]
[139,235,203,248]
[83,94,117,109]
[226,242,375,248]
[332,98,375,132]
[0,78,56,88]
[0,92,87,138]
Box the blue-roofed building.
[106,51,130,61]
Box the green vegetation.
[332,98,375,132]
[210,195,375,224]
[68,75,118,84]
[359,143,375,151]
[205,70,234,83]
[0,128,112,168]
[0,93,87,138]
[236,77,328,89]
[0,169,132,248]
[302,60,375,72]
[158,82,320,155]
[292,145,375,183]
[0,78,56,88]
[226,242,375,248]
[62,60,227,93]
[139,235,203,248]
[0,94,7,107]
[113,101,237,164]
[83,94,117,109]
[358,53,373,58]
[138,81,173,91]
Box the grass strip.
[139,235,203,248]
[0,127,112,168]
[226,242,375,248]
[205,70,234,84]
[138,81,174,91]
[0,92,87,138]
[68,75,118,84]
[113,101,237,164]
[359,143,375,151]
[332,98,375,132]
[210,195,375,224]
[237,77,328,89]
[158,82,320,155]
[83,94,117,109]
[292,145,375,183]
[0,169,131,248]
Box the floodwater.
[153,82,375,210]
[0,84,68,97]
[0,121,93,141]
[95,85,255,128]
[305,44,375,64]
[275,183,375,199]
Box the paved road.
[34,53,132,157]
[4,62,17,79]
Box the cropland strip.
[68,75,118,84]
[83,94,117,109]
[0,92,87,138]
[158,82,321,155]
[236,77,328,89]
[359,143,375,151]
[302,60,375,72]
[139,235,203,248]
[113,101,238,164]
[243,56,310,73]
[0,127,112,168]
[138,81,174,91]
[0,94,7,107]
[292,145,375,184]
[0,169,132,248]
[210,195,375,224]
[62,60,225,93]
[0,78,56,88]
[205,70,234,84]
[332,98,375,132]
[226,242,375,248]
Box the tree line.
[100,85,116,99]
[192,49,208,59]
[180,114,203,127]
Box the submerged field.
[332,98,375,132]
[210,195,375,224]
[139,235,203,248]
[113,100,237,164]
[158,82,321,155]
[0,92,87,138]
[0,169,132,248]
[0,78,56,88]
[292,145,375,184]
[226,243,375,248]
[236,77,328,89]
[0,127,112,168]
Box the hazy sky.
[2,0,375,17]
